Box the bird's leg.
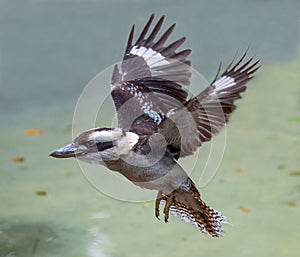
[155,190,163,220]
[163,192,175,223]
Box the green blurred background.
[0,0,299,256]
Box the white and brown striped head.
[50,128,139,164]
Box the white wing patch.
[130,46,170,69]
[213,76,236,90]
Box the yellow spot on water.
[285,201,296,207]
[24,129,44,135]
[289,171,300,176]
[36,190,47,196]
[11,157,25,163]
[236,167,245,174]
[139,201,152,206]
[240,207,251,213]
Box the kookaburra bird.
[50,14,259,237]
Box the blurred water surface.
[0,1,299,257]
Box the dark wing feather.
[159,52,260,158]
[111,14,191,130]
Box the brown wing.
[111,14,191,130]
[159,52,260,158]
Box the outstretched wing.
[160,52,260,158]
[111,14,191,131]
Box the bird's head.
[50,128,139,164]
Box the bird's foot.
[154,191,175,223]
[155,191,163,220]
[163,193,174,223]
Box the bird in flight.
[50,14,259,237]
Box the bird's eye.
[86,140,95,147]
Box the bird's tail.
[168,183,229,237]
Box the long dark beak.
[50,143,77,158]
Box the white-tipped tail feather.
[169,202,229,237]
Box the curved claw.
[155,191,163,220]
[163,193,174,223]
[154,191,175,223]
